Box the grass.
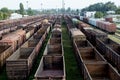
[28,28,51,80]
[0,66,8,80]
[108,34,120,44]
[0,22,83,80]
[62,21,83,80]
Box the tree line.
[81,1,120,18]
[0,7,12,20]
[1,1,120,20]
[0,3,36,20]
[0,2,79,20]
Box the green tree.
[32,10,40,15]
[116,16,120,20]
[76,9,79,15]
[0,7,10,20]
[2,13,8,19]
[104,2,117,11]
[66,7,71,14]
[19,3,25,16]
[15,10,20,14]
[116,7,120,14]
[81,1,117,13]
[95,11,104,18]
[27,8,34,16]
[0,11,3,20]
[1,7,9,13]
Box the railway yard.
[0,15,120,80]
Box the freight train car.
[78,18,120,74]
[88,18,100,26]
[46,26,62,56]
[0,16,44,37]
[78,21,90,31]
[77,20,108,46]
[6,22,51,80]
[53,24,61,29]
[83,28,107,46]
[72,29,120,80]
[80,16,117,33]
[67,16,120,80]
[65,15,76,35]
[105,17,113,23]
[0,45,13,69]
[35,56,65,80]
[35,20,66,80]
[70,28,86,41]
[83,63,120,80]
[0,29,26,52]
[0,19,45,70]
[96,21,116,33]
[52,28,62,38]
[83,17,89,23]
[96,38,120,72]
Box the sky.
[0,0,120,10]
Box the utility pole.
[62,0,65,14]
[41,3,43,14]
[41,3,43,11]
[26,1,28,15]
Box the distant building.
[106,14,120,22]
[24,15,29,17]
[106,11,115,14]
[83,11,96,18]
[10,13,22,19]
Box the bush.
[95,11,104,18]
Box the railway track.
[79,22,120,43]
[115,33,120,39]
[109,29,120,43]
[88,26,120,43]
[0,15,56,80]
[108,34,120,44]
[68,16,120,80]
[78,18,120,42]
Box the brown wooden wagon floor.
[92,77,110,80]
[36,70,64,77]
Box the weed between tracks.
[0,22,83,80]
[28,29,51,80]
[62,21,83,80]
[108,35,120,44]
[0,67,7,80]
